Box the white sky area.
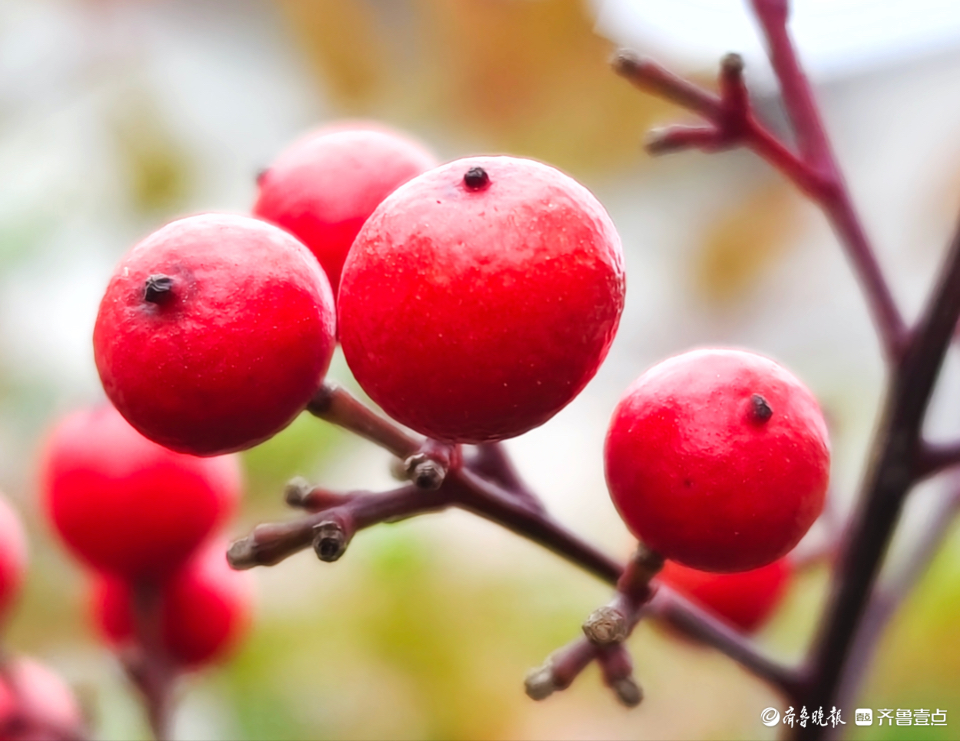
[594,0,960,81]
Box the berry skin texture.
[604,349,829,573]
[41,406,240,580]
[338,155,626,444]
[0,657,84,735]
[657,558,793,632]
[0,493,27,627]
[92,541,252,668]
[94,213,336,456]
[253,124,437,295]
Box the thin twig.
[797,215,960,739]
[307,382,421,460]
[127,583,178,741]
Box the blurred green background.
[1,0,960,738]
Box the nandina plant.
[0,657,86,741]
[40,405,248,738]
[253,123,437,296]
[655,558,794,634]
[605,348,830,572]
[94,213,336,456]
[81,1,960,736]
[92,539,253,668]
[41,405,241,580]
[338,155,625,443]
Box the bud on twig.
[583,606,629,645]
[312,520,351,562]
[524,662,557,701]
[611,676,643,708]
[284,477,314,507]
[402,453,447,490]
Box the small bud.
[284,477,314,507]
[582,606,629,645]
[721,52,744,76]
[463,166,490,191]
[312,520,349,562]
[226,538,257,570]
[403,453,447,490]
[612,676,643,708]
[524,663,556,701]
[143,274,174,304]
[750,393,773,422]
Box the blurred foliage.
[109,89,193,215]
[221,522,607,740]
[691,177,805,307]
[847,523,960,740]
[241,412,345,513]
[274,0,671,173]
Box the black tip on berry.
[463,166,490,191]
[750,394,773,422]
[143,274,174,304]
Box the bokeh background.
[1,0,960,738]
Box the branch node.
[403,453,447,490]
[312,520,351,562]
[583,606,629,645]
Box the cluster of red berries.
[0,492,86,739]
[41,405,251,670]
[84,120,830,692]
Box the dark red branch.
[127,583,178,741]
[307,382,421,460]
[796,215,960,739]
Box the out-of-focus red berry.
[0,657,84,736]
[0,493,27,627]
[253,123,437,295]
[338,155,625,443]
[605,349,829,572]
[41,406,241,580]
[92,541,252,668]
[657,558,793,632]
[93,213,336,456]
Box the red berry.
[41,406,240,580]
[604,349,829,572]
[92,541,252,668]
[0,657,84,735]
[0,493,27,627]
[93,213,336,456]
[657,558,793,632]
[338,156,625,443]
[253,123,437,295]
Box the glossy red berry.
[605,348,829,573]
[338,155,625,443]
[0,657,84,736]
[253,123,437,295]
[657,557,793,632]
[0,493,27,627]
[41,406,241,580]
[92,541,252,667]
[94,213,336,456]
